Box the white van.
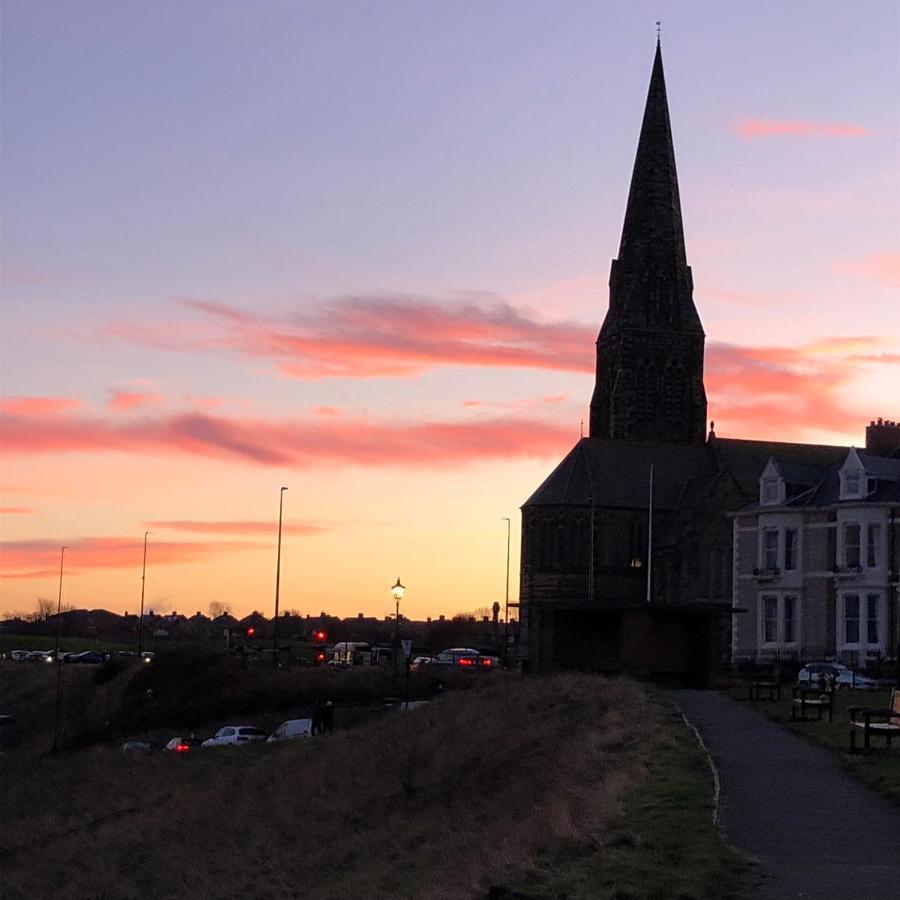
[267,719,313,742]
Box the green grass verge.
[492,693,746,900]
[731,686,900,804]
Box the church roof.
[522,437,712,509]
[523,434,854,513]
[709,437,848,496]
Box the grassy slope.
[0,675,742,900]
[732,688,900,804]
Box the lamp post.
[502,517,511,656]
[138,531,151,655]
[52,545,67,754]
[391,577,405,692]
[273,486,288,664]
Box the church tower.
[589,41,707,443]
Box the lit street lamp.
[138,531,151,654]
[391,577,405,692]
[273,486,288,664]
[52,545,67,754]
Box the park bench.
[749,664,782,701]
[849,688,900,753]
[791,684,834,722]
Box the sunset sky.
[2,1,898,621]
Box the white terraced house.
[731,421,900,667]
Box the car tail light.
[458,657,474,667]
[480,658,492,667]
[175,743,190,752]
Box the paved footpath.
[668,690,900,900]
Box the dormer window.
[762,478,780,505]
[759,459,785,506]
[838,449,866,500]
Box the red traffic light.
[246,627,256,638]
[314,630,327,643]
[314,650,326,666]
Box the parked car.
[430,648,497,671]
[796,663,878,691]
[410,656,433,670]
[120,740,153,752]
[65,651,109,665]
[201,726,268,747]
[267,719,312,742]
[9,650,31,661]
[164,736,203,753]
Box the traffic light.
[246,626,256,639]
[314,629,327,643]
[314,650,326,666]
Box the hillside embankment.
[1,660,742,899]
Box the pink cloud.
[100,295,595,380]
[0,507,35,515]
[0,408,575,469]
[311,406,343,417]
[732,118,871,141]
[0,536,266,579]
[108,389,164,412]
[463,395,569,410]
[705,339,874,438]
[832,252,900,287]
[144,519,328,536]
[0,396,81,416]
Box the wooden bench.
[849,688,900,753]
[749,664,783,701]
[791,685,834,722]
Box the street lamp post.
[138,531,151,655]
[52,545,67,754]
[391,577,405,693]
[273,486,288,664]
[502,517,511,657]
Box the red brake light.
[480,658,492,667]
[458,657,474,667]
[175,743,190,753]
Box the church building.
[517,42,899,683]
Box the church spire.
[589,41,707,443]
[615,39,687,276]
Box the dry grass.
[1,674,674,899]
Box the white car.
[201,725,268,747]
[267,719,312,742]
[796,663,878,691]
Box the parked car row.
[3,649,154,664]
[121,719,312,754]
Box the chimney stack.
[865,418,900,458]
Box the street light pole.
[273,486,288,664]
[52,545,67,754]
[138,531,151,654]
[502,517,511,656]
[391,578,405,693]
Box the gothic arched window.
[632,359,658,437]
[663,360,688,438]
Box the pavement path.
[668,690,900,900]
